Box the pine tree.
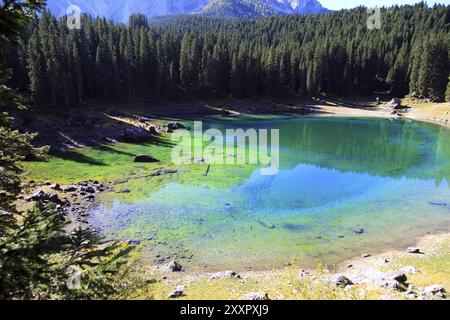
[180,32,192,88]
[26,28,47,106]
[408,41,422,96]
[387,44,409,96]
[445,76,450,102]
[417,38,449,101]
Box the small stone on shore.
[210,271,240,280]
[51,184,61,190]
[167,261,183,272]
[245,292,270,300]
[400,266,419,275]
[380,280,401,291]
[330,274,353,288]
[422,285,446,296]
[406,247,422,254]
[63,186,77,192]
[168,286,185,299]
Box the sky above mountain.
[321,0,446,10]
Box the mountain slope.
[46,0,329,21]
[201,0,278,18]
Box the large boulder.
[121,127,152,142]
[386,98,405,110]
[134,155,159,163]
[383,270,407,283]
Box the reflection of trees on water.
[211,117,450,184]
[277,118,450,184]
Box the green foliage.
[0,203,67,299]
[445,76,450,102]
[0,0,46,46]
[0,0,132,300]
[60,228,134,300]
[6,4,450,106]
[0,203,133,300]
[416,37,449,101]
[0,0,48,229]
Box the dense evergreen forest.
[6,3,450,109]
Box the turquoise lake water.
[93,117,450,271]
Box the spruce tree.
[0,0,132,300]
[445,76,450,102]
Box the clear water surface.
[92,117,450,271]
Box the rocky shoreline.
[149,233,449,300]
[20,179,112,231]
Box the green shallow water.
[92,117,450,271]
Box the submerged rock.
[128,240,141,246]
[283,223,310,232]
[257,219,275,229]
[428,201,448,207]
